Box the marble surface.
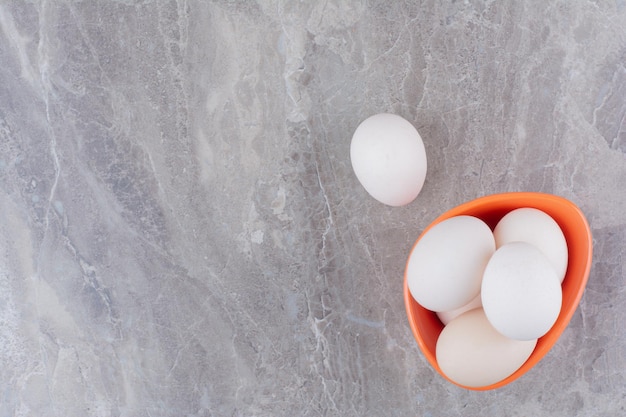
[1,1,625,416]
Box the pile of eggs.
[406,208,568,388]
[349,113,576,388]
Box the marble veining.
[0,1,625,416]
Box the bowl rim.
[403,192,593,390]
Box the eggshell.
[436,292,483,325]
[494,207,568,282]
[406,215,495,312]
[436,308,537,388]
[481,242,562,341]
[350,113,427,206]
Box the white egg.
[481,242,562,341]
[436,308,537,388]
[350,113,427,206]
[436,292,483,325]
[406,215,495,312]
[494,207,568,282]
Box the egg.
[481,242,562,341]
[436,292,483,325]
[494,207,568,282]
[436,308,537,388]
[350,113,427,206]
[406,215,495,312]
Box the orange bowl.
[403,192,593,390]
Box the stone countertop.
[0,1,624,416]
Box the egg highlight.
[481,242,563,341]
[436,292,483,325]
[407,215,495,312]
[350,113,427,206]
[436,308,537,388]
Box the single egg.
[350,113,427,206]
[406,215,495,312]
[481,242,562,341]
[436,308,537,388]
[494,207,568,282]
[436,292,483,325]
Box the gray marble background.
[0,1,625,416]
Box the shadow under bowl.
[403,192,593,390]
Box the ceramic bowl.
[403,192,593,390]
